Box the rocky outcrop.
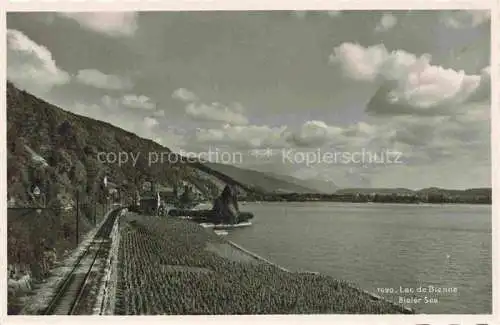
[211,185,240,224]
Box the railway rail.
[42,208,122,315]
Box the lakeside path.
[114,212,413,315]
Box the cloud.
[101,95,121,110]
[296,113,488,170]
[71,93,157,120]
[366,66,489,116]
[121,94,156,110]
[143,117,159,129]
[7,29,70,94]
[380,101,490,157]
[389,116,445,147]
[187,110,488,188]
[441,10,490,29]
[152,110,166,117]
[173,88,249,125]
[71,95,124,117]
[393,112,489,166]
[467,66,491,102]
[172,88,199,102]
[186,102,249,125]
[192,119,384,152]
[195,124,288,149]
[330,42,489,116]
[375,13,397,32]
[286,120,343,147]
[67,86,488,188]
[57,12,138,37]
[230,109,485,159]
[76,69,133,90]
[91,93,156,111]
[329,43,389,81]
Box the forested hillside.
[6,81,319,210]
[7,81,200,209]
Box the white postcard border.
[1,1,498,325]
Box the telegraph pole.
[104,175,108,214]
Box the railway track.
[43,208,122,315]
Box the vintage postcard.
[1,1,497,325]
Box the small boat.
[192,202,213,210]
[158,204,176,216]
[214,229,228,236]
[214,221,252,229]
[168,209,254,223]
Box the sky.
[6,10,491,189]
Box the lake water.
[226,202,492,314]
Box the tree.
[70,160,87,194]
[179,185,194,207]
[13,137,29,165]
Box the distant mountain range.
[203,162,323,194]
[261,171,338,194]
[335,187,492,197]
[335,188,416,195]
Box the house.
[7,196,16,208]
[155,184,177,204]
[139,191,161,215]
[159,191,177,204]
